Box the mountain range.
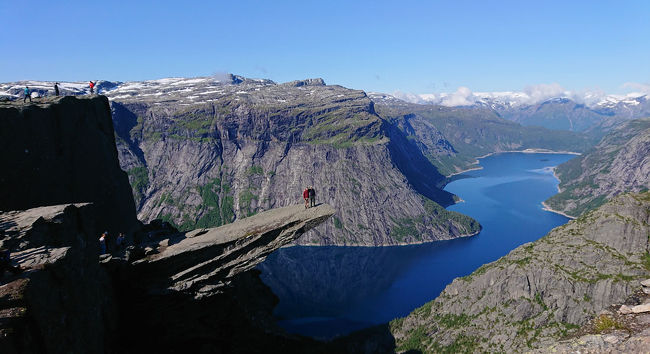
[385,89,650,134]
[0,76,603,246]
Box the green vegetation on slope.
[545,118,650,217]
[155,178,235,231]
[388,198,481,243]
[127,166,149,205]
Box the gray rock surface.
[0,96,140,235]
[390,192,650,353]
[546,118,650,217]
[0,204,116,354]
[541,283,650,353]
[0,202,343,353]
[131,203,336,297]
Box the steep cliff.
[545,117,650,217]
[108,77,479,246]
[371,96,595,176]
[390,192,650,352]
[0,96,139,235]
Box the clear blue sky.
[2,0,649,94]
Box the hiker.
[116,232,125,250]
[99,232,107,254]
[23,86,32,103]
[303,187,310,209]
[89,81,95,94]
[0,248,21,277]
[54,82,59,96]
[309,186,316,208]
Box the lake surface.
[257,152,576,340]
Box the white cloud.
[392,90,430,104]
[440,86,477,107]
[389,82,647,108]
[622,82,650,95]
[522,83,567,103]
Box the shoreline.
[446,166,483,177]
[541,201,576,219]
[292,229,481,248]
[474,149,582,161]
[445,149,581,178]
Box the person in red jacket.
[89,81,96,94]
[303,187,309,209]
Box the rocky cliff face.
[0,96,139,235]
[545,117,650,217]
[371,96,594,176]
[389,192,650,353]
[107,77,479,246]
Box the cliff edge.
[0,96,139,234]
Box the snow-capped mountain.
[373,89,649,133]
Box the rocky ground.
[541,279,650,353]
[389,192,650,353]
[0,204,116,353]
[0,202,342,353]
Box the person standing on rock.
[99,232,107,254]
[0,248,22,277]
[89,81,95,94]
[23,86,32,103]
[303,187,310,209]
[54,82,59,96]
[116,232,125,251]
[309,186,316,208]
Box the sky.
[2,0,649,95]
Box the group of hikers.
[22,81,97,103]
[99,231,126,255]
[303,186,316,208]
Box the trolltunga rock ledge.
[130,203,336,297]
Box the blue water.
[257,152,576,340]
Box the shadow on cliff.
[111,101,146,166]
[385,123,456,207]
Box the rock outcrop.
[390,192,650,352]
[106,77,479,246]
[545,117,650,217]
[0,96,139,235]
[0,202,339,353]
[0,204,116,354]
[129,204,336,297]
[113,203,337,353]
[540,280,650,353]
